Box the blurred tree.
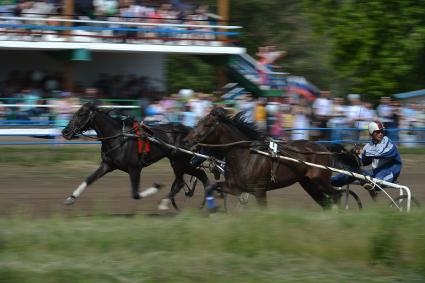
[303,0,425,100]
[168,0,335,92]
[167,55,216,93]
[228,0,335,90]
[168,0,425,98]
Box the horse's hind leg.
[254,189,267,207]
[64,162,112,205]
[299,178,331,209]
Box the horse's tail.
[324,143,361,172]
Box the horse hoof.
[153,183,163,189]
[133,194,141,200]
[64,196,75,205]
[158,199,171,210]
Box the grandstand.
[0,0,245,92]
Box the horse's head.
[184,107,227,148]
[62,101,97,140]
[324,143,362,172]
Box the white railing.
[0,15,242,30]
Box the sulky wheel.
[388,195,421,211]
[336,187,363,210]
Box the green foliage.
[168,0,336,91]
[197,0,425,98]
[303,0,425,99]
[167,55,216,93]
[229,0,335,89]
[0,209,424,282]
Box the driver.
[331,120,402,189]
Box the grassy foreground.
[0,209,424,283]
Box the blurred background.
[0,0,424,145]
[0,1,424,282]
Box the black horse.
[324,143,362,173]
[62,101,211,210]
[185,107,341,208]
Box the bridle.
[69,110,95,137]
[190,116,220,150]
[70,110,137,141]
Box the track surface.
[1,155,424,217]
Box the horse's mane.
[220,110,264,141]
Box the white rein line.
[252,149,412,211]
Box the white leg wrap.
[72,181,87,198]
[139,187,159,198]
[158,198,171,210]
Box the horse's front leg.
[158,178,183,211]
[64,162,113,205]
[129,167,142,199]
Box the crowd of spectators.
[138,90,425,146]
[0,70,160,123]
[0,68,424,146]
[0,0,224,45]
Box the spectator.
[144,97,165,123]
[328,97,346,142]
[180,104,196,127]
[52,91,78,131]
[312,90,333,140]
[377,96,393,127]
[280,101,293,140]
[291,98,310,140]
[254,98,267,132]
[237,93,256,122]
[389,100,402,142]
[265,97,280,135]
[358,102,377,139]
[346,94,363,140]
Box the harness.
[132,120,150,155]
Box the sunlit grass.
[1,208,424,282]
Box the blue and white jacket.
[361,136,402,173]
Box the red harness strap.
[133,121,150,154]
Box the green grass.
[0,209,424,283]
[0,146,101,166]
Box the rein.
[197,140,253,148]
[197,138,345,156]
[80,122,139,141]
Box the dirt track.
[1,155,424,217]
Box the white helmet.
[368,121,384,135]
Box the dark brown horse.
[184,107,339,208]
